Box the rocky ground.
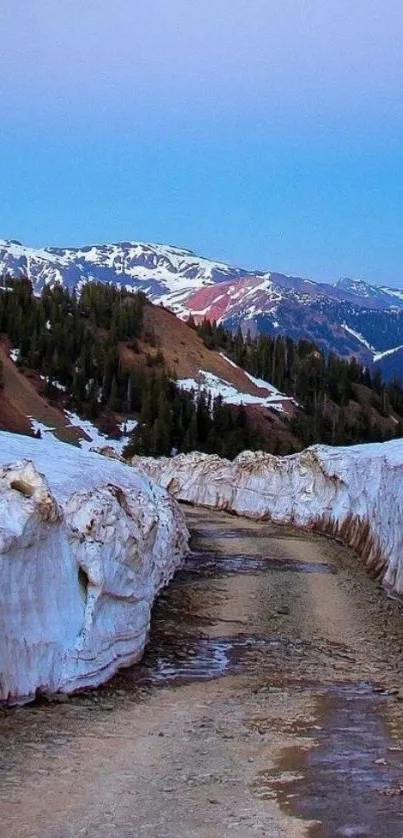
[2,507,403,837]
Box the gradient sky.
[1,0,403,285]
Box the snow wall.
[0,433,189,704]
[134,441,403,596]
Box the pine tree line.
[0,277,261,458]
[2,276,402,457]
[195,318,403,447]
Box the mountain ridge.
[2,237,403,378]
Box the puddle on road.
[116,543,337,689]
[129,634,265,685]
[190,527,270,541]
[121,634,308,687]
[184,551,337,577]
[259,682,403,838]
[190,526,316,544]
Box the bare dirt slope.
[120,304,299,451]
[2,508,403,837]
[125,302,293,407]
[0,346,86,444]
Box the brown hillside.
[0,343,88,445]
[122,302,294,407]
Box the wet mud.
[254,682,403,837]
[183,551,337,576]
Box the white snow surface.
[28,411,138,456]
[380,286,403,302]
[135,439,403,597]
[243,370,287,398]
[0,432,188,704]
[341,324,403,364]
[65,411,137,455]
[342,323,375,353]
[39,375,67,392]
[373,344,403,363]
[176,369,291,412]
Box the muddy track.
[1,507,403,837]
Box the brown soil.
[0,344,87,444]
[120,303,299,451]
[121,303,291,407]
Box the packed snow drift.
[135,440,403,597]
[0,432,188,704]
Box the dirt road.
[2,507,403,837]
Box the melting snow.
[136,438,403,599]
[342,323,375,353]
[65,412,137,454]
[39,375,67,392]
[244,371,286,398]
[219,352,238,369]
[119,419,138,435]
[177,370,290,412]
[29,418,56,437]
[0,430,188,703]
[29,412,137,454]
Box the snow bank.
[134,440,403,596]
[0,432,188,704]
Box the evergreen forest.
[0,276,403,458]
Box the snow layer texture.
[135,440,403,596]
[0,433,188,704]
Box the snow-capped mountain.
[0,238,251,298]
[336,276,403,307]
[2,237,403,378]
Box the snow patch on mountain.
[342,323,375,353]
[243,370,287,397]
[2,237,403,378]
[135,440,403,597]
[373,344,403,363]
[65,412,137,455]
[0,432,188,704]
[381,287,403,303]
[28,412,137,456]
[177,369,291,412]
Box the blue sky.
[1,0,403,285]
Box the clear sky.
[1,0,403,285]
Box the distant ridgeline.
[0,276,403,458]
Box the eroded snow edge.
[0,438,189,704]
[134,442,403,597]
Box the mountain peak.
[2,237,403,379]
[336,277,374,295]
